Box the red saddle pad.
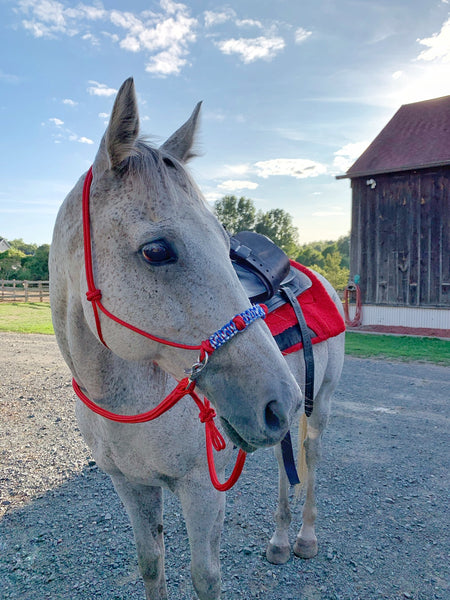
[265,261,345,355]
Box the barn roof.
[337,95,450,179]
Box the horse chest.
[75,401,231,484]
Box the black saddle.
[229,231,312,312]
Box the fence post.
[24,280,29,302]
[13,280,16,301]
[1,279,3,301]
[38,281,43,302]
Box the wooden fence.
[0,280,49,303]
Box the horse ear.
[94,78,139,174]
[160,101,202,162]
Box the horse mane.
[111,139,206,211]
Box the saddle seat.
[230,231,312,311]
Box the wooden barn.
[337,95,450,333]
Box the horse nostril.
[264,400,285,432]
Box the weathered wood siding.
[350,167,450,307]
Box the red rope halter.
[73,166,266,491]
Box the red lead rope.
[73,166,269,491]
[72,376,246,491]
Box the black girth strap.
[281,284,315,417]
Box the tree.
[309,251,349,292]
[254,208,299,257]
[214,195,256,234]
[9,238,37,255]
[295,234,350,270]
[214,196,300,257]
[19,244,50,280]
[0,248,26,279]
[295,246,325,269]
[335,234,350,269]
[294,233,350,291]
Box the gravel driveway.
[0,332,448,600]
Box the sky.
[1,0,450,246]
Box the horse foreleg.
[266,443,292,564]
[175,473,225,600]
[111,475,168,600]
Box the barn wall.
[350,167,450,308]
[347,304,450,330]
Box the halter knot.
[199,339,215,361]
[198,404,216,423]
[199,400,227,451]
[86,288,102,302]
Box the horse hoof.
[293,538,318,559]
[266,542,291,564]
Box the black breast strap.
[281,284,315,417]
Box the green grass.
[345,332,450,366]
[0,302,54,334]
[0,303,449,365]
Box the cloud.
[204,9,236,28]
[295,27,312,44]
[46,116,94,144]
[218,180,259,191]
[17,0,105,38]
[216,35,285,63]
[224,163,251,175]
[0,69,20,83]
[62,98,77,106]
[81,32,99,45]
[333,141,369,173]
[254,158,327,179]
[16,1,198,77]
[110,2,197,76]
[19,0,69,38]
[145,49,189,76]
[65,3,106,21]
[417,17,450,62]
[77,136,94,144]
[203,190,223,204]
[66,132,94,144]
[87,80,117,97]
[236,19,263,29]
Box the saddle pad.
[265,261,345,355]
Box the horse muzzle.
[217,386,301,452]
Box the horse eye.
[141,240,176,265]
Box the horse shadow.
[3,457,252,600]
[0,449,286,600]
[2,358,448,599]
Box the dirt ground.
[0,332,449,599]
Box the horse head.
[52,78,302,452]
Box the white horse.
[50,78,345,600]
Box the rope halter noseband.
[73,166,268,491]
